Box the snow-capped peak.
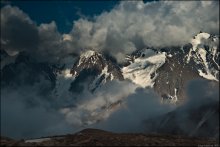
[78,50,101,67]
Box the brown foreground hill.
[1,129,219,146]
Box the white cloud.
[62,34,73,41]
[1,1,219,63]
[60,80,138,126]
[69,1,219,62]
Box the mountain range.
[1,32,219,139]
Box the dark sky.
[1,0,156,33]
[1,1,119,33]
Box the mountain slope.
[1,32,219,129]
[1,32,218,102]
[69,50,123,93]
[1,129,218,146]
[122,32,219,103]
[144,95,219,138]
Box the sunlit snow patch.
[122,49,166,88]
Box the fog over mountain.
[0,0,219,141]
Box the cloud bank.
[1,74,219,139]
[1,77,172,139]
[60,80,138,127]
[1,1,219,63]
[1,82,77,139]
[91,87,175,133]
[70,1,219,62]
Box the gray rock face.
[154,44,200,103]
[1,51,57,89]
[154,33,219,103]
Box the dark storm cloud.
[0,79,77,139]
[1,5,39,55]
[1,5,74,63]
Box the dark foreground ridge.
[1,129,219,146]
